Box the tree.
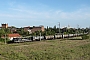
[11,26,16,28]
[4,28,11,34]
[0,29,5,37]
[23,31,29,36]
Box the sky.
[0,0,90,28]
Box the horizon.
[0,23,89,29]
[0,0,90,28]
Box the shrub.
[82,35,89,40]
[0,38,10,43]
[0,38,5,43]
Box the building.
[0,23,45,34]
[0,23,17,33]
[24,26,45,33]
[61,25,74,29]
[8,33,21,40]
[31,26,44,33]
[1,23,8,28]
[1,33,21,40]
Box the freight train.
[12,33,87,43]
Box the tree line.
[31,26,90,36]
[0,26,89,37]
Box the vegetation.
[0,25,89,60]
[0,38,5,43]
[17,28,29,37]
[0,39,90,60]
[0,28,11,37]
[0,26,89,37]
[82,35,89,40]
[31,26,90,36]
[0,26,89,44]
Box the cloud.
[0,2,90,27]
[1,6,90,21]
[8,1,16,7]
[53,7,90,20]
[0,7,90,24]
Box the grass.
[68,36,82,40]
[0,39,90,60]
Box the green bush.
[0,38,5,43]
[82,35,89,40]
[0,38,10,43]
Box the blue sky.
[0,0,90,28]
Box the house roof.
[8,34,21,37]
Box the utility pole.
[89,26,90,40]
[5,34,6,44]
[59,22,60,35]
[40,32,41,41]
[77,24,79,36]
